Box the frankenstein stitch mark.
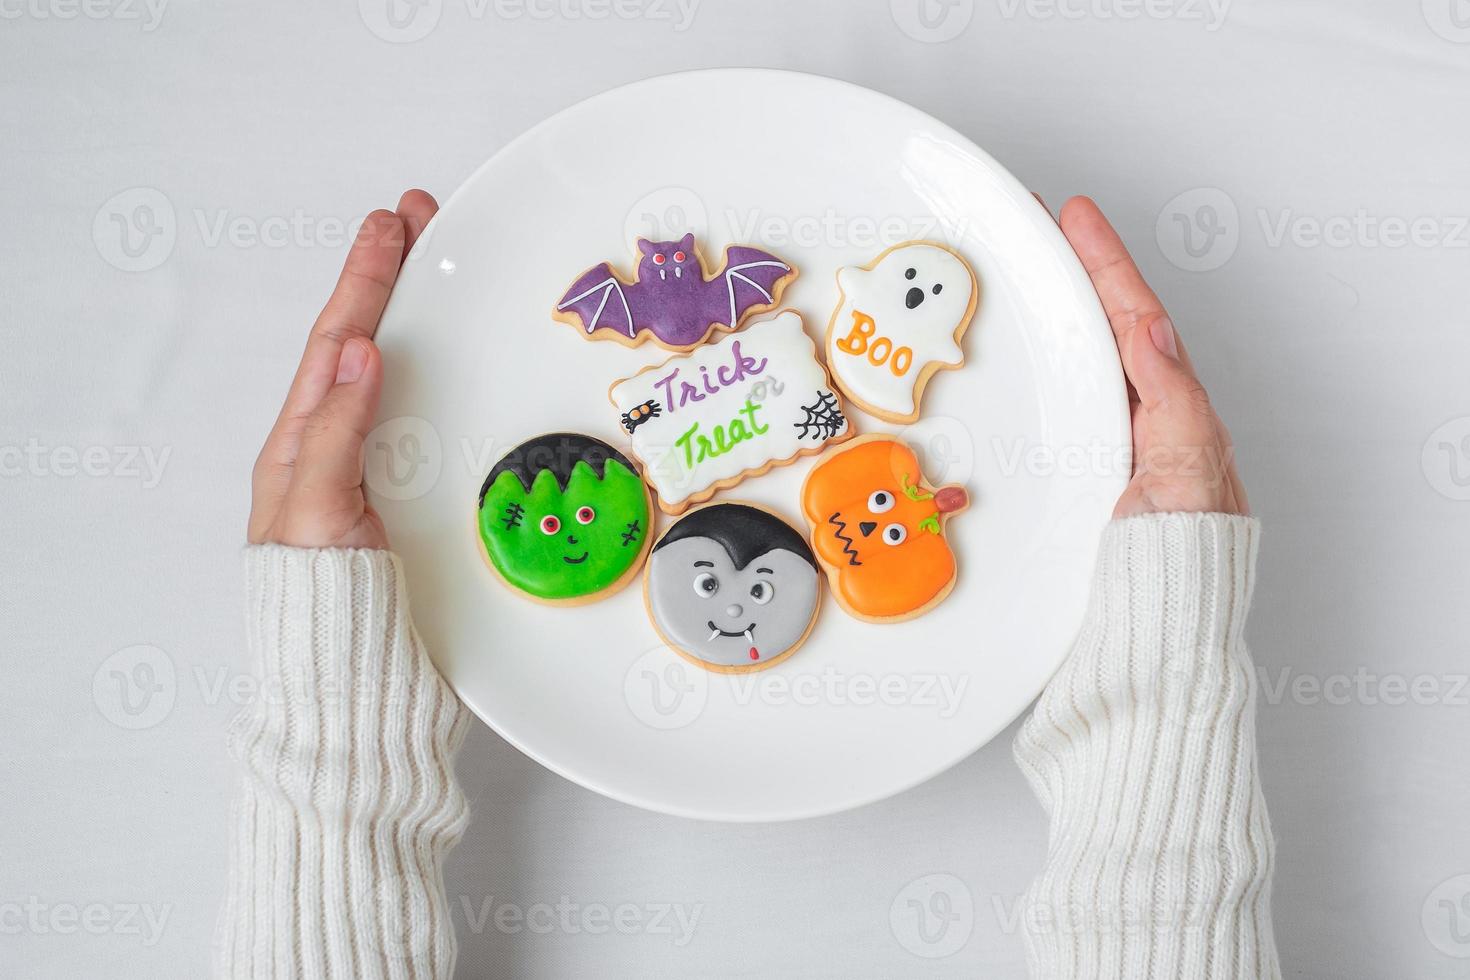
[645,503,820,673]
[476,433,653,604]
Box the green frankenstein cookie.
[477,433,652,603]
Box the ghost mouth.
[562,552,589,564]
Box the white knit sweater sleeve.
[1013,512,1280,979]
[214,545,471,980]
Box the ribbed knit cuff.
[1014,513,1279,980]
[214,546,470,980]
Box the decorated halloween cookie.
[555,233,797,352]
[609,309,853,514]
[645,502,819,673]
[800,434,969,623]
[476,433,653,605]
[824,241,978,423]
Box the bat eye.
[673,250,686,262]
[575,506,596,525]
[652,253,665,265]
[881,523,907,546]
[904,267,917,280]
[539,515,560,535]
[867,490,895,514]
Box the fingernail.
[1149,317,1179,360]
[336,339,369,383]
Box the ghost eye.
[575,506,595,525]
[749,580,774,605]
[673,250,687,262]
[932,283,943,295]
[867,490,895,514]
[904,267,917,280]
[653,253,665,265]
[692,573,719,597]
[539,515,561,535]
[881,523,907,546]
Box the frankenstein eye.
[539,515,561,535]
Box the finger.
[281,210,407,423]
[1059,196,1172,373]
[289,338,383,505]
[397,188,439,261]
[1123,319,1220,480]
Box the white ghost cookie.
[823,241,978,423]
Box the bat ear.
[636,238,655,256]
[678,232,695,251]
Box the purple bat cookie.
[554,233,797,350]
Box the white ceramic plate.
[372,69,1128,822]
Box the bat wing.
[718,246,795,327]
[556,262,636,338]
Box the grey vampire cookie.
[643,502,820,674]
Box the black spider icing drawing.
[620,399,661,434]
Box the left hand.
[247,189,439,549]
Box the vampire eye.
[692,573,719,598]
[904,267,917,280]
[932,283,943,295]
[867,490,895,514]
[749,580,774,605]
[881,523,907,546]
[575,506,596,525]
[652,253,666,265]
[673,250,687,262]
[539,515,560,535]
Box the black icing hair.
[479,432,637,505]
[653,503,816,571]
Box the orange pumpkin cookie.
[799,434,968,622]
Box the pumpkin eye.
[867,490,895,514]
[749,580,774,605]
[539,515,560,535]
[881,523,907,546]
[652,253,665,265]
[692,572,719,597]
[673,250,687,262]
[575,506,595,525]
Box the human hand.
[1058,196,1249,518]
[248,190,439,549]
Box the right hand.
[1058,196,1249,518]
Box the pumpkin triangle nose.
[859,521,877,537]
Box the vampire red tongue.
[748,648,759,660]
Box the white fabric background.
[3,0,1468,976]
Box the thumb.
[291,338,383,504]
[1127,315,1217,450]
